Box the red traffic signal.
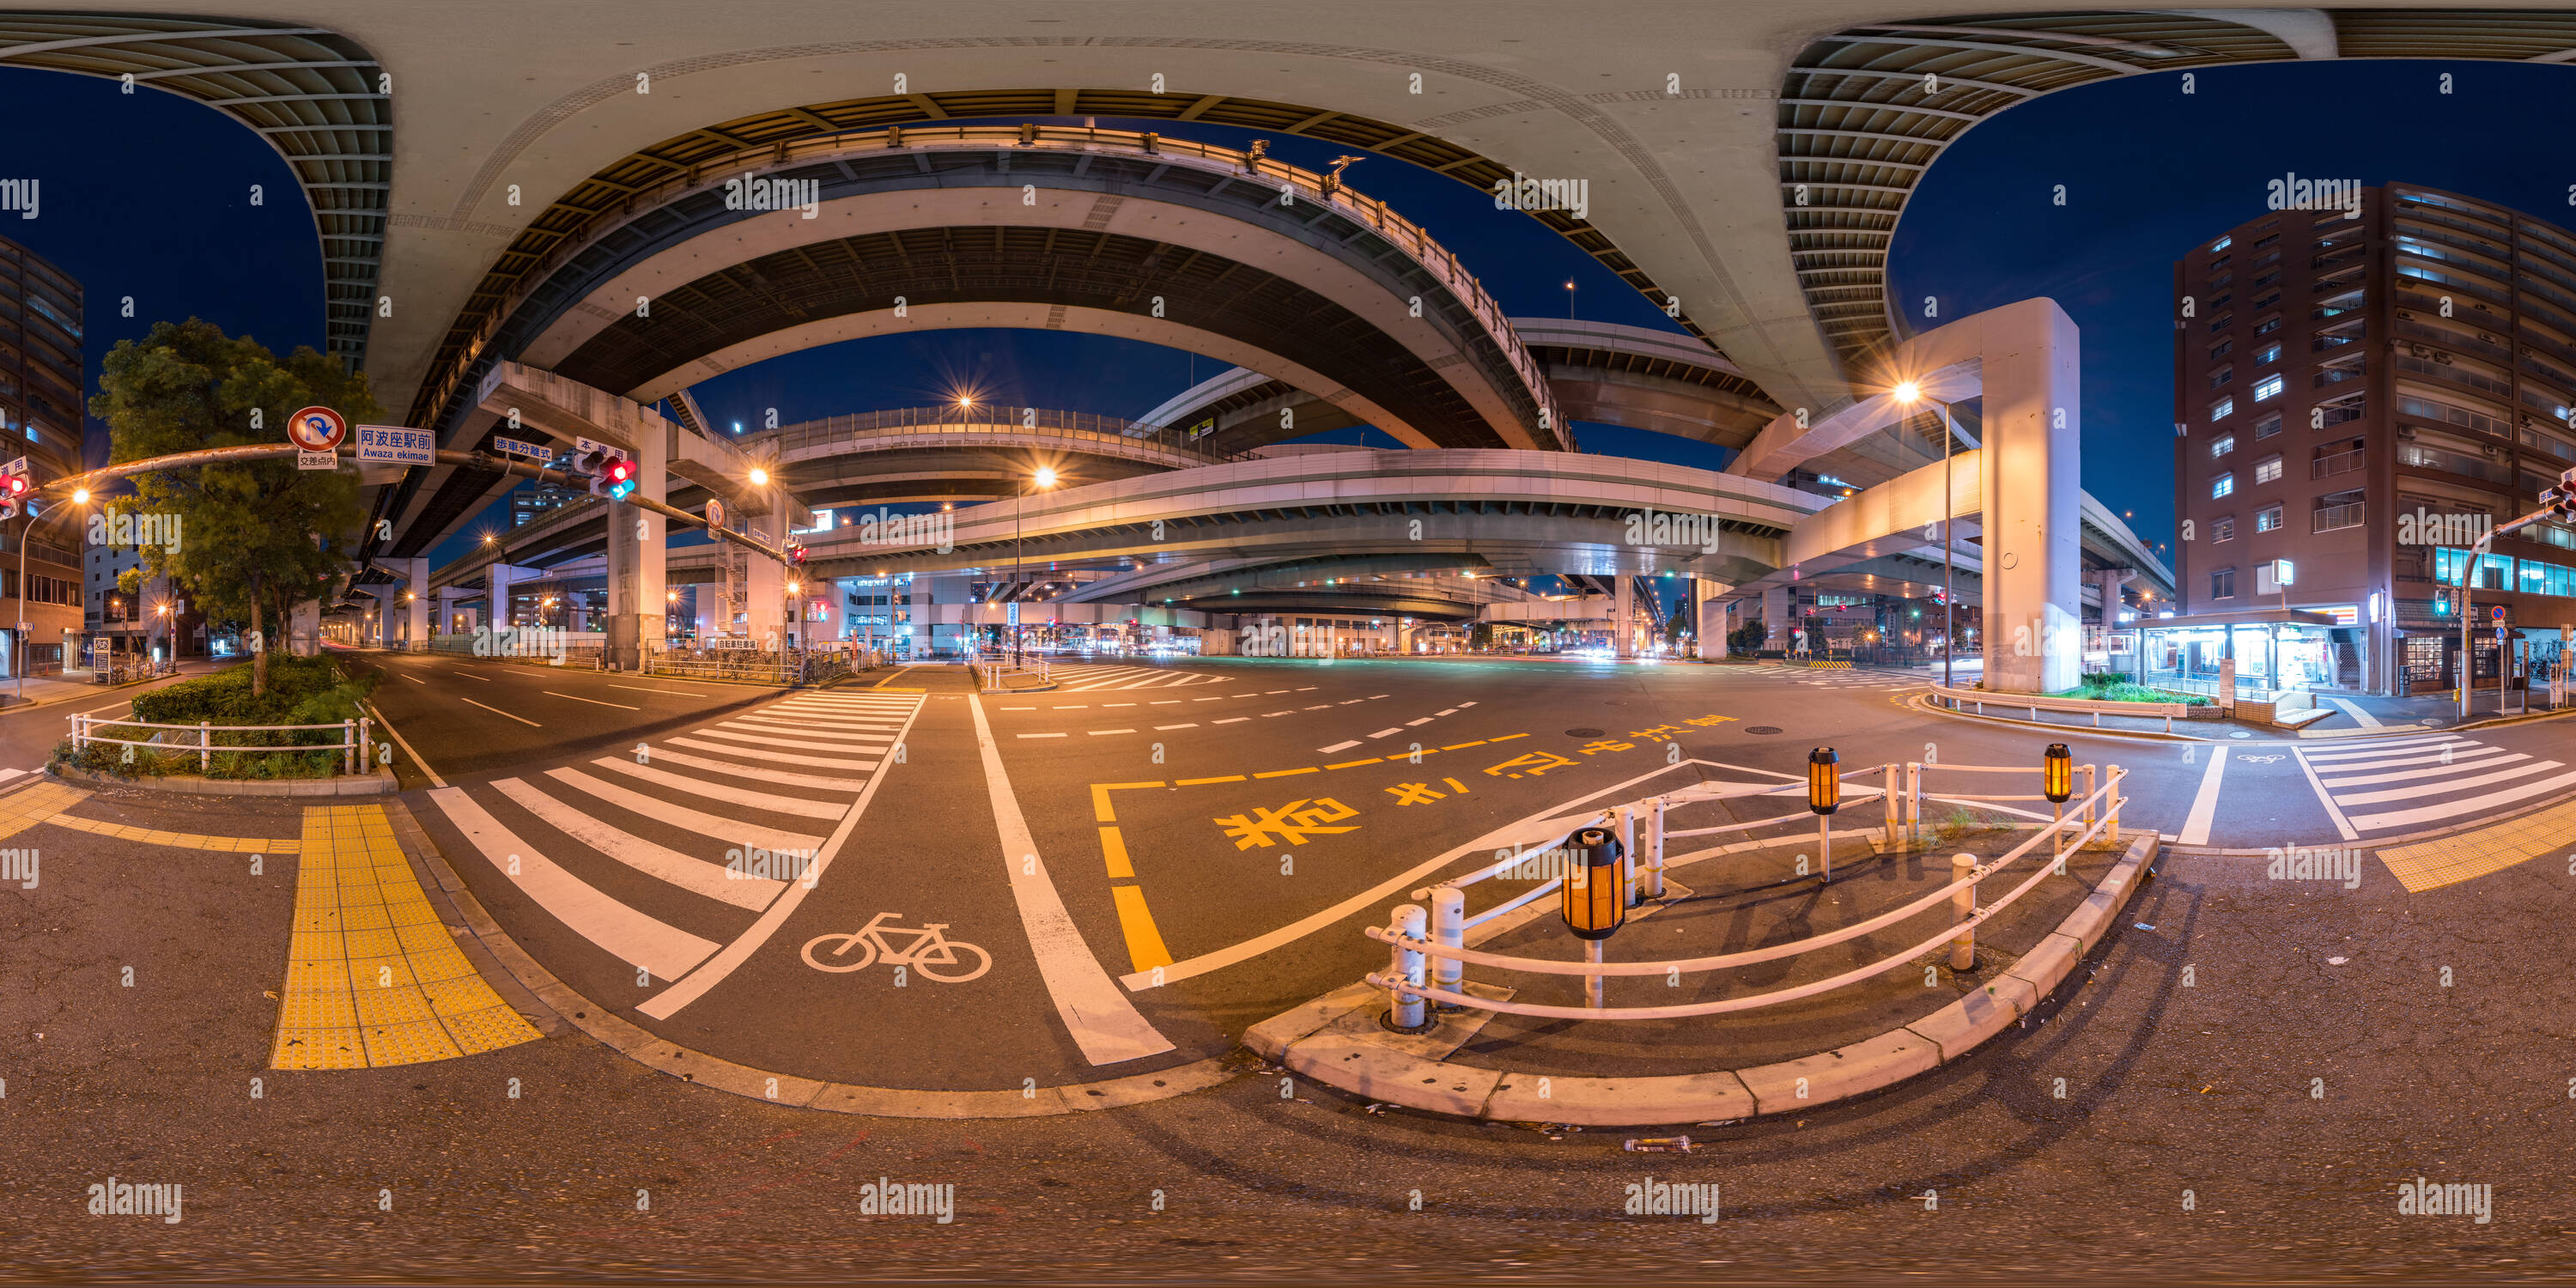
[786,538,808,566]
[603,457,638,501]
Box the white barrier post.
[200,720,210,774]
[361,717,374,772]
[1619,805,1638,906]
[2108,766,2123,843]
[2082,764,2097,836]
[1586,938,1606,1010]
[1387,904,1431,1031]
[1818,810,1832,884]
[1646,797,1667,900]
[1430,887,1466,1005]
[342,719,355,775]
[1949,853,1977,970]
[1883,762,1899,848]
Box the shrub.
[55,658,376,780]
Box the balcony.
[2314,362,2368,389]
[2312,502,2366,533]
[2394,353,2511,399]
[2312,448,2365,479]
[2397,440,2516,486]
[2393,319,2509,364]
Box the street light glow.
[71,488,88,504]
[1892,380,1922,404]
[1034,466,1058,489]
[748,467,769,486]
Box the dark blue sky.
[9,58,2576,568]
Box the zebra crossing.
[1739,665,1926,690]
[2295,732,2576,835]
[426,688,926,987]
[1046,662,1230,691]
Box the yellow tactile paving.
[2375,797,2576,893]
[43,808,300,853]
[270,804,540,1070]
[0,781,88,838]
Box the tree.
[88,319,379,697]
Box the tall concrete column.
[1762,586,1789,650]
[397,557,428,650]
[742,506,786,648]
[1699,589,1728,660]
[604,432,668,669]
[488,563,519,631]
[1614,575,1635,659]
[1979,299,2085,694]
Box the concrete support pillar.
[289,598,320,656]
[1979,299,2085,694]
[603,432,669,669]
[743,506,786,648]
[1762,586,1789,651]
[1699,590,1729,661]
[394,557,428,650]
[489,563,519,631]
[1614,575,1635,659]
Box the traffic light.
[0,472,28,519]
[786,538,807,566]
[603,456,638,501]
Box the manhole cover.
[1565,727,1606,738]
[1743,726,1783,735]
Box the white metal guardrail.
[69,713,376,776]
[1363,762,2123,1023]
[1928,682,2196,732]
[964,646,1049,692]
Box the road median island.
[46,655,395,794]
[1255,827,2157,1127]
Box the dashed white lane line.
[2177,746,2228,847]
[1195,696,1225,702]
[460,696,540,726]
[1266,690,1290,695]
[1054,705,1086,709]
[1214,717,1250,725]
[546,690,638,710]
[1103,703,1136,708]
[1405,717,1434,726]
[402,674,425,683]
[1089,728,1135,736]
[1004,706,1035,710]
[1319,739,1363,754]
[1369,727,1401,738]
[450,671,491,682]
[1019,732,1069,738]
[1261,711,1292,718]
[1157,723,1199,731]
[1436,708,1456,716]
[1151,701,1181,705]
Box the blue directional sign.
[354,424,434,466]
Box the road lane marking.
[1213,717,1249,725]
[1109,886,1174,972]
[449,671,491,681]
[2286,748,2360,842]
[401,674,425,684]
[588,756,848,819]
[666,737,881,769]
[546,690,638,710]
[965,693,1173,1065]
[608,683,708,697]
[1155,723,1197,731]
[635,745,867,792]
[1319,740,1362,753]
[2343,766,2576,832]
[429,787,719,981]
[366,702,447,790]
[544,767,825,853]
[1327,757,1382,769]
[2172,750,2230,847]
[1254,767,1317,778]
[460,697,539,726]
[492,777,781,910]
[1090,729,1135,735]
[1368,727,1401,738]
[2326,696,2382,728]
[1020,732,1068,738]
[1176,775,1244,786]
[1122,759,1705,991]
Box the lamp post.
[1807,746,1841,883]
[1893,380,1959,687]
[2044,742,2074,866]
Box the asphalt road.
[3,754,2568,1280]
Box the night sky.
[8,58,2574,572]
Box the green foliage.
[50,658,376,781]
[2054,678,2215,707]
[87,319,380,696]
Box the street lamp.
[1892,380,1959,688]
[1014,465,1060,664]
[1807,746,1841,883]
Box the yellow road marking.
[1326,757,1382,769]
[1440,740,1486,750]
[1491,732,1528,742]
[272,805,538,1070]
[1174,775,1245,786]
[1109,884,1174,971]
[1091,780,1165,822]
[1099,826,1134,879]
[1253,767,1318,779]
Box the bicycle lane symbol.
[802,911,993,983]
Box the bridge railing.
[491,125,1561,445]
[750,410,1243,465]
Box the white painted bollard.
[200,720,210,775]
[1883,762,1900,848]
[1949,853,1977,970]
[1386,903,1431,1031]
[1430,887,1466,1002]
[1645,798,1667,900]
[2082,764,2097,836]
[2108,766,2123,843]
[1619,805,1638,905]
[342,719,355,775]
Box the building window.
[2257,504,2284,532]
[2212,568,2236,599]
[2212,235,2233,252]
[2209,366,2234,389]
[2255,455,2283,484]
[2213,515,2235,542]
[2214,472,2235,499]
[2253,374,2286,402]
[2211,434,2236,458]
[2253,314,2281,337]
[2253,410,2283,439]
[2255,342,2281,366]
[2252,290,2281,311]
[2211,396,2235,422]
[2251,232,2276,250]
[2209,313,2233,334]
[2209,337,2233,361]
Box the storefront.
[2133,608,2346,700]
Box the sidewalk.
[0,659,219,712]
[1252,824,2156,1126]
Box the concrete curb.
[1906,692,2222,743]
[48,764,398,796]
[1261,834,2159,1127]
[392,795,1236,1116]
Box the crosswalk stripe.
[544,766,825,853]
[690,727,890,754]
[428,787,720,981]
[2318,752,2528,787]
[730,714,908,732]
[2306,744,2489,775]
[2300,735,2471,762]
[2327,758,2563,807]
[637,744,869,792]
[587,756,849,818]
[668,737,882,770]
[711,720,893,744]
[2344,767,2576,831]
[492,777,782,911]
